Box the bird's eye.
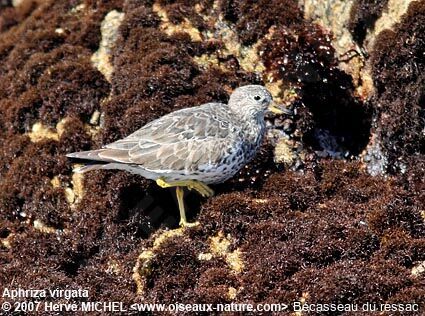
[253,95,261,101]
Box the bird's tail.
[67,150,158,180]
[66,149,109,161]
[72,164,106,173]
[70,162,158,180]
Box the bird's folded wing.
[97,104,235,171]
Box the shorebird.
[67,85,291,226]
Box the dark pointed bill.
[268,101,293,115]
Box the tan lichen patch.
[133,230,243,296]
[302,0,356,58]
[106,260,121,275]
[294,292,310,316]
[133,228,185,295]
[356,65,374,100]
[153,2,202,42]
[210,16,268,74]
[361,0,414,100]
[50,157,84,206]
[12,0,25,7]
[210,231,244,273]
[302,0,415,102]
[83,108,106,138]
[52,171,84,206]
[301,0,373,100]
[50,176,61,188]
[252,198,269,204]
[1,233,15,249]
[193,54,224,72]
[189,1,275,75]
[238,42,266,74]
[91,10,125,82]
[265,80,285,103]
[27,117,73,143]
[85,123,101,138]
[411,261,425,277]
[365,0,414,51]
[264,80,298,109]
[228,287,237,300]
[198,252,213,261]
[89,110,101,125]
[27,122,59,142]
[33,219,57,234]
[70,3,86,14]
[82,110,103,138]
[265,81,300,168]
[56,117,71,136]
[274,138,297,165]
[67,172,84,206]
[193,37,265,74]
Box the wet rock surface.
[0,0,424,314]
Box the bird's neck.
[237,111,266,145]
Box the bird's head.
[228,85,292,118]
[228,85,272,116]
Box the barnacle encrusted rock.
[91,10,125,82]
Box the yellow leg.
[156,178,214,197]
[175,186,186,226]
[156,178,212,227]
[175,186,198,227]
[176,187,198,227]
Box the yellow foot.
[179,220,200,228]
[156,178,214,197]
[156,179,212,227]
[187,181,214,197]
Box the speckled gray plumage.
[67,85,273,184]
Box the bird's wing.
[75,103,237,172]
